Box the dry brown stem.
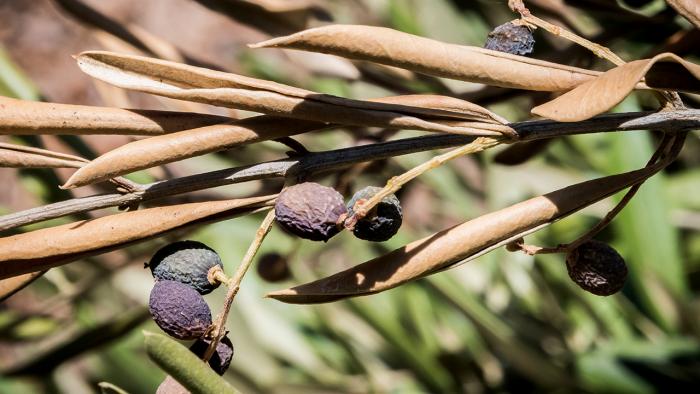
[203,209,276,361]
[344,137,501,230]
[1,109,697,233]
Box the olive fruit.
[347,186,403,242]
[566,240,628,296]
[274,182,347,241]
[149,280,212,340]
[190,335,235,375]
[484,21,535,56]
[256,253,291,282]
[148,240,223,295]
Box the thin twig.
[203,209,276,361]
[508,0,626,65]
[344,137,500,229]
[1,109,698,232]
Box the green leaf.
[577,353,653,394]
[0,45,39,100]
[143,331,241,394]
[98,382,130,394]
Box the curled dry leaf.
[267,165,660,303]
[0,96,231,135]
[62,116,322,188]
[74,51,510,136]
[0,142,88,168]
[62,94,510,189]
[250,24,602,91]
[532,53,700,121]
[666,0,700,29]
[0,195,274,280]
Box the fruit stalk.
[345,137,500,230]
[203,208,276,361]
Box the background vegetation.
[1,0,699,392]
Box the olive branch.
[1,0,700,391]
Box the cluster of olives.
[146,240,233,375]
[274,182,403,243]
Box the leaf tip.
[248,36,287,49]
[59,180,76,190]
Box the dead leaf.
[0,195,274,279]
[250,24,603,91]
[0,142,87,168]
[61,93,512,189]
[532,53,700,121]
[61,116,322,188]
[74,51,511,136]
[666,0,700,29]
[267,165,659,303]
[0,96,230,135]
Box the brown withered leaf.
[250,24,603,92]
[267,165,658,303]
[0,195,274,279]
[666,0,700,29]
[532,53,700,122]
[0,96,231,135]
[61,116,322,188]
[62,94,511,189]
[0,271,45,301]
[74,51,510,136]
[0,142,88,168]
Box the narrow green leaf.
[0,46,39,100]
[98,382,130,394]
[143,331,240,394]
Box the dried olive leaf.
[61,116,322,188]
[75,51,509,135]
[0,195,274,279]
[267,165,658,303]
[0,142,87,168]
[372,94,507,124]
[250,24,602,92]
[666,0,700,29]
[532,53,700,122]
[0,271,45,301]
[62,94,511,189]
[0,96,230,136]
